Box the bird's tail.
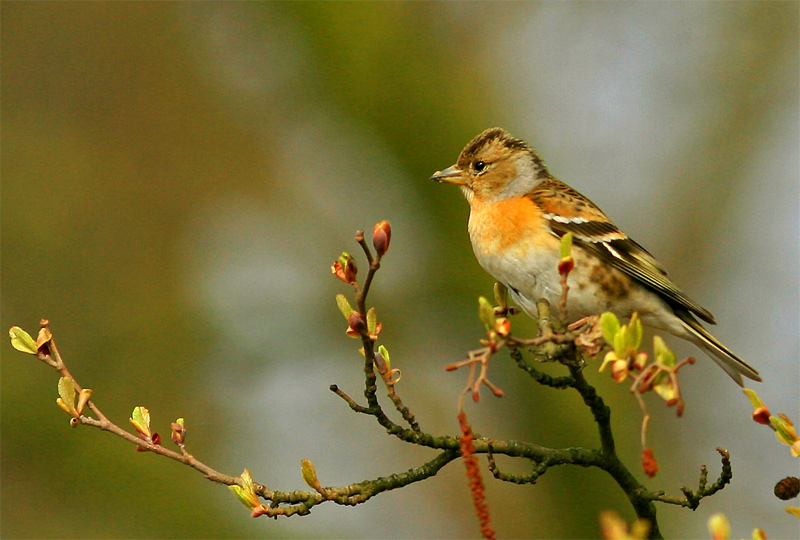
[676,310,762,386]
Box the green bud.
[301,459,320,490]
[478,297,496,330]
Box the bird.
[430,127,761,386]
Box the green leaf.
[653,336,676,367]
[613,326,626,356]
[600,313,620,345]
[57,377,77,413]
[366,307,377,335]
[770,417,797,447]
[300,459,319,489]
[130,406,151,437]
[240,468,254,493]
[378,345,391,371]
[559,232,574,259]
[36,327,52,349]
[229,485,257,510]
[651,372,674,401]
[335,294,353,320]
[653,380,676,402]
[9,326,37,354]
[229,469,259,509]
[493,282,508,310]
[478,296,496,330]
[742,388,765,410]
[628,313,642,350]
[599,350,618,372]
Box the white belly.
[471,236,680,332]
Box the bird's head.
[430,127,550,204]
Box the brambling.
[431,127,761,386]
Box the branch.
[642,448,732,510]
[9,222,743,540]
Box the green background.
[2,2,798,538]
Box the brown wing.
[528,179,716,324]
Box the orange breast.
[468,197,546,257]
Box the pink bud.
[372,220,391,257]
[373,352,388,375]
[346,312,366,337]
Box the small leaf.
[613,326,626,356]
[9,326,37,354]
[628,313,642,350]
[76,389,92,415]
[742,388,765,410]
[335,294,353,320]
[771,416,798,447]
[301,459,320,490]
[633,351,649,371]
[600,312,620,344]
[478,296,495,330]
[378,345,391,371]
[653,336,676,367]
[229,485,256,510]
[240,468,255,493]
[36,327,52,350]
[599,351,618,373]
[559,232,573,259]
[57,377,77,415]
[130,406,151,438]
[493,282,508,310]
[229,470,260,510]
[653,378,676,402]
[366,307,377,335]
[56,399,73,415]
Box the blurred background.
[2,2,798,538]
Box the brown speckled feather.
[528,179,716,324]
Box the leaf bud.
[346,312,366,337]
[372,220,391,257]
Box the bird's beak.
[429,165,466,185]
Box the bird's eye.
[474,160,487,172]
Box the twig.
[642,448,732,509]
